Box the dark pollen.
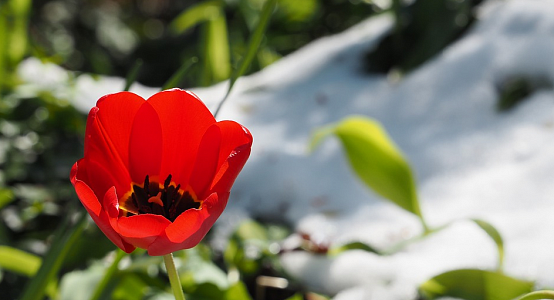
[123,174,200,222]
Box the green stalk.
[163,253,186,300]
[213,0,277,118]
[123,59,143,92]
[89,249,127,300]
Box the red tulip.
[70,89,252,256]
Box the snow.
[16,0,554,298]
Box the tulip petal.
[147,89,215,187]
[80,158,127,204]
[85,92,144,197]
[128,101,163,183]
[116,214,171,250]
[147,192,227,256]
[213,120,253,169]
[210,121,253,193]
[73,176,135,253]
[102,186,120,219]
[189,125,221,199]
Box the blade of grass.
[123,59,143,92]
[0,246,41,277]
[213,0,277,118]
[162,57,198,90]
[0,246,58,298]
[89,249,127,300]
[206,10,230,82]
[169,0,223,35]
[20,212,87,300]
[199,23,212,87]
[7,0,31,65]
[0,6,9,96]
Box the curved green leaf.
[0,188,14,210]
[206,12,230,82]
[472,219,504,272]
[328,241,380,256]
[515,290,554,300]
[419,269,533,300]
[170,0,223,35]
[0,246,41,277]
[312,116,425,226]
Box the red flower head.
[70,89,252,256]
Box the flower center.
[120,174,200,222]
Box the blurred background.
[0,0,498,299]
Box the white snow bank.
[17,0,554,298]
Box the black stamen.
[164,174,172,189]
[144,175,150,195]
[123,174,201,221]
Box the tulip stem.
[163,253,186,300]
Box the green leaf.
[206,11,230,82]
[328,241,380,256]
[179,248,229,291]
[419,269,533,300]
[472,219,504,272]
[170,0,223,35]
[187,282,225,300]
[311,116,426,226]
[277,0,317,22]
[20,212,88,300]
[0,8,8,91]
[224,281,253,300]
[0,188,14,209]
[515,290,554,300]
[6,0,31,66]
[224,220,269,274]
[0,246,58,298]
[111,273,148,300]
[235,219,268,241]
[0,246,41,277]
[284,294,304,300]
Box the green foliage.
[0,0,31,94]
[124,59,144,92]
[20,213,87,300]
[0,188,14,210]
[515,290,554,300]
[495,76,551,112]
[0,246,41,277]
[419,269,533,300]
[214,0,277,116]
[224,219,288,276]
[170,1,224,35]
[204,10,231,83]
[162,57,198,90]
[328,241,380,256]
[311,116,426,227]
[472,219,504,271]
